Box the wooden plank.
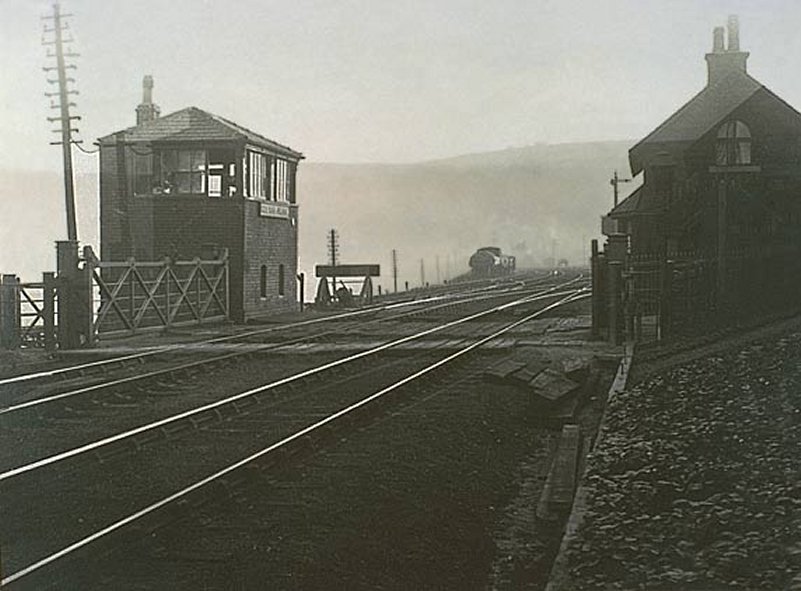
[315,264,380,277]
[529,368,580,402]
[509,359,548,385]
[536,424,581,521]
[483,359,526,381]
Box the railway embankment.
[547,319,801,591]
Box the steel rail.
[0,272,560,387]
[0,286,582,483]
[0,277,582,415]
[0,289,588,587]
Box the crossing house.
[605,16,801,255]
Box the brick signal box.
[98,77,304,321]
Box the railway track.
[1,281,588,589]
[0,273,583,418]
[0,271,568,392]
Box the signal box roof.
[99,106,304,160]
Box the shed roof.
[608,185,666,218]
[99,107,304,160]
[629,70,761,174]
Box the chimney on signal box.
[705,15,749,86]
[135,75,160,125]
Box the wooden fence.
[593,241,801,344]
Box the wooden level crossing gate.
[0,246,230,350]
[0,274,57,349]
[87,248,230,339]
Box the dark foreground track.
[2,281,590,589]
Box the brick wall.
[242,199,299,317]
[99,141,125,260]
[150,197,245,321]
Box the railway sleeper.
[233,396,260,412]
[131,428,167,450]
[160,419,195,439]
[214,403,241,421]
[94,439,137,463]
[190,409,221,428]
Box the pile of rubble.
[559,331,801,590]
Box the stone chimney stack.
[727,15,740,51]
[712,26,725,53]
[705,15,749,86]
[135,75,160,126]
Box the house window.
[716,120,752,165]
[158,149,207,194]
[260,265,267,298]
[278,264,285,296]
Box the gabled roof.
[629,70,762,174]
[99,107,304,160]
[608,184,666,218]
[609,185,642,217]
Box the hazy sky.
[3,0,801,173]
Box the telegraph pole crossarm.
[610,170,632,208]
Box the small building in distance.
[98,77,304,321]
[606,16,801,255]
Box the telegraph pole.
[420,258,425,287]
[43,3,81,242]
[435,255,441,284]
[610,170,631,209]
[327,229,339,293]
[391,249,398,293]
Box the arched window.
[260,265,267,298]
[278,264,285,296]
[716,120,752,165]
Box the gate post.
[57,240,82,349]
[43,271,57,352]
[164,256,172,329]
[0,274,21,350]
[82,255,96,347]
[297,272,305,312]
[590,239,602,338]
[659,260,674,340]
[607,261,623,345]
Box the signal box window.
[249,151,270,199]
[157,149,207,194]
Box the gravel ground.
[559,328,801,590]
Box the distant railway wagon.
[469,246,516,277]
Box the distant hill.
[298,140,634,288]
[0,140,635,288]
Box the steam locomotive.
[468,246,516,277]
